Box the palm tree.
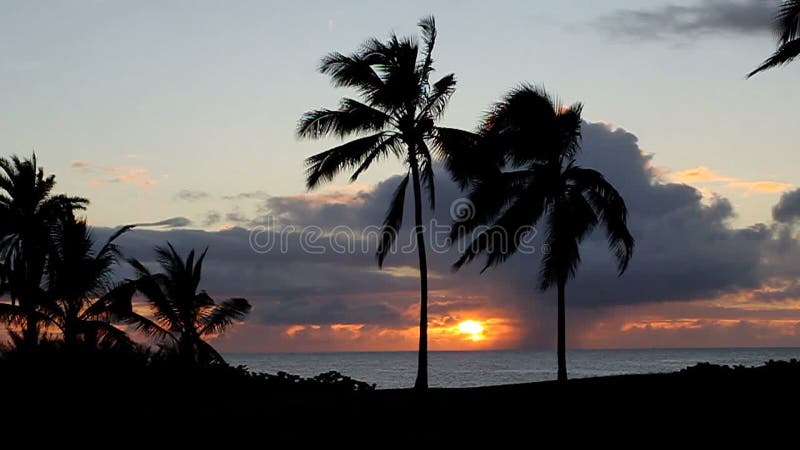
[446,85,634,381]
[124,244,251,366]
[0,154,87,348]
[748,1,800,77]
[297,16,461,390]
[40,216,136,350]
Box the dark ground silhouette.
[1,354,797,442]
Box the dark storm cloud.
[772,188,800,222]
[549,123,771,306]
[174,189,211,202]
[95,122,796,342]
[256,297,411,327]
[594,0,775,40]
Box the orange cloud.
[70,160,157,187]
[667,166,791,194]
[90,167,156,187]
[727,181,793,193]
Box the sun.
[457,320,484,341]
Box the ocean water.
[225,348,800,389]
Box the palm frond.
[567,166,635,274]
[449,169,536,243]
[747,38,800,77]
[422,73,456,120]
[431,127,493,189]
[127,261,180,329]
[86,321,135,349]
[483,84,562,167]
[119,311,175,344]
[418,15,437,81]
[776,0,800,43]
[0,302,27,327]
[197,340,225,365]
[319,52,384,100]
[556,103,584,162]
[538,208,581,291]
[82,281,137,319]
[350,133,402,182]
[304,132,390,189]
[454,178,547,271]
[97,224,134,259]
[297,99,391,139]
[377,174,409,267]
[199,298,251,336]
[189,247,208,294]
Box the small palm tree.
[297,16,461,390]
[0,154,87,348]
[125,244,251,366]
[447,85,634,381]
[41,216,136,349]
[748,1,800,77]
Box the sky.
[4,0,800,351]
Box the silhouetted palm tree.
[125,244,251,366]
[748,1,800,77]
[0,154,87,348]
[447,85,634,382]
[40,216,136,349]
[297,16,460,390]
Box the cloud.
[70,161,157,187]
[203,210,222,227]
[667,166,792,194]
[593,0,775,41]
[175,189,211,202]
[135,217,192,228]
[221,191,269,201]
[94,121,800,351]
[773,188,800,222]
[71,160,90,171]
[225,210,250,224]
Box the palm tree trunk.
[409,158,429,391]
[22,318,38,349]
[557,279,567,382]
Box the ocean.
[226,348,800,389]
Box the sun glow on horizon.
[457,320,485,341]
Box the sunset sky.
[4,0,800,352]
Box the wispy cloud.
[71,160,91,170]
[593,0,775,41]
[70,160,157,187]
[221,190,269,201]
[668,166,792,194]
[175,189,211,201]
[135,217,191,228]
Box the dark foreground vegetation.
[1,352,798,442]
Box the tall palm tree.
[0,154,87,348]
[40,216,136,349]
[297,16,460,390]
[748,1,800,77]
[446,85,634,382]
[124,244,251,366]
